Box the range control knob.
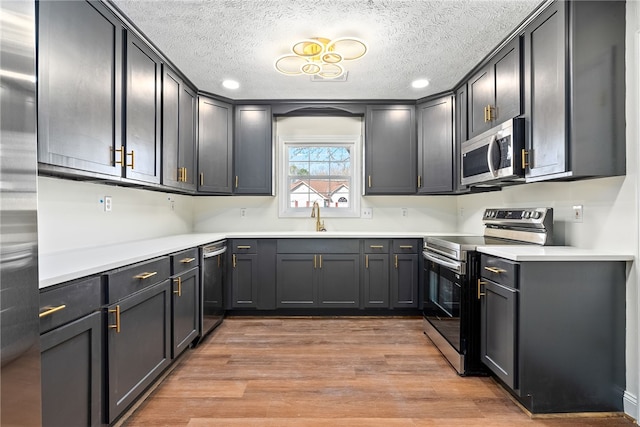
[532,211,542,219]
[523,211,531,219]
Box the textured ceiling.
[111,0,544,100]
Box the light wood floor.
[123,317,635,427]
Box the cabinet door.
[365,105,416,194]
[317,254,359,308]
[417,96,453,194]
[493,37,521,123]
[467,66,494,139]
[391,253,418,308]
[363,254,389,308]
[234,105,272,194]
[37,0,122,176]
[41,311,102,427]
[276,254,316,308]
[106,281,171,423]
[198,96,233,193]
[523,2,567,179]
[172,267,199,358]
[124,33,162,184]
[480,280,518,390]
[231,253,258,308]
[163,68,197,191]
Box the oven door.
[423,256,463,352]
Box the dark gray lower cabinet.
[171,266,199,358]
[363,253,389,307]
[276,254,315,307]
[41,311,102,427]
[391,253,419,308]
[479,255,626,413]
[231,253,258,308]
[106,281,171,423]
[318,255,359,307]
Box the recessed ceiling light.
[412,79,429,89]
[222,80,240,89]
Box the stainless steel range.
[422,207,553,375]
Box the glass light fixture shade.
[326,37,367,61]
[274,54,307,75]
[318,63,344,79]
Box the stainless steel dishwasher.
[199,241,227,341]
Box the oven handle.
[203,246,227,258]
[487,134,498,177]
[423,251,462,273]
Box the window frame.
[278,135,361,218]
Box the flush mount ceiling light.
[274,37,367,79]
[411,79,430,89]
[222,79,240,89]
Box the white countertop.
[39,232,635,289]
[477,245,635,262]
[38,231,437,288]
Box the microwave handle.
[487,135,498,177]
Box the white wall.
[37,177,194,254]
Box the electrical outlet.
[104,196,112,212]
[459,207,464,218]
[240,208,247,218]
[401,208,408,217]
[361,208,373,219]
[572,205,583,222]
[168,197,175,211]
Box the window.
[279,135,361,217]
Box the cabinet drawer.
[171,248,199,275]
[232,239,257,254]
[105,257,170,304]
[392,239,419,253]
[364,239,389,253]
[480,255,519,287]
[40,276,102,334]
[277,239,360,254]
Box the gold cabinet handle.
[126,150,135,169]
[199,172,204,186]
[112,146,125,166]
[177,167,184,182]
[108,305,121,333]
[180,257,196,264]
[183,167,188,182]
[417,175,422,188]
[235,175,239,188]
[319,255,322,269]
[522,149,529,170]
[487,104,495,121]
[173,277,182,296]
[134,271,158,280]
[368,175,372,188]
[314,255,317,269]
[365,254,369,269]
[399,245,413,249]
[369,245,384,249]
[232,254,237,268]
[477,279,486,300]
[39,304,66,318]
[395,255,398,269]
[484,106,488,122]
[484,266,506,274]
[237,245,251,249]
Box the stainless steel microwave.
[461,118,525,186]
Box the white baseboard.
[624,390,638,422]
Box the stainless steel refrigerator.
[0,1,42,425]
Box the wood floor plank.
[122,317,635,427]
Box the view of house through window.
[288,146,351,209]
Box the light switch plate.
[104,196,112,212]
[572,205,583,222]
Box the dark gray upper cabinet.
[468,37,521,140]
[523,1,625,181]
[454,85,469,193]
[234,105,273,194]
[417,96,454,194]
[124,33,162,184]
[162,66,197,191]
[197,96,233,193]
[365,105,417,194]
[37,0,122,176]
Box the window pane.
[289,161,310,176]
[330,161,350,175]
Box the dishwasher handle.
[203,246,227,258]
